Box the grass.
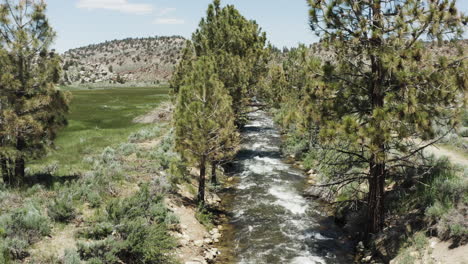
[1,85,186,262]
[30,86,169,174]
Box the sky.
[47,0,468,53]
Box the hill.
[61,36,186,85]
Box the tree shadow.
[24,173,80,189]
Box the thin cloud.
[153,18,185,25]
[76,0,153,15]
[155,7,176,16]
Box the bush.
[195,206,214,229]
[78,186,177,263]
[101,147,117,164]
[128,126,162,143]
[0,203,51,260]
[118,143,137,156]
[77,222,113,240]
[85,191,102,208]
[63,249,81,264]
[48,194,76,222]
[8,203,51,240]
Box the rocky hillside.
[61,36,186,85]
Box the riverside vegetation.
[0,0,467,263]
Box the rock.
[179,239,189,246]
[194,240,204,247]
[362,255,372,262]
[356,241,365,253]
[227,177,234,182]
[307,169,315,175]
[212,233,221,239]
[209,228,219,235]
[181,224,188,230]
[217,225,223,231]
[204,238,213,244]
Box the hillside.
[61,36,186,85]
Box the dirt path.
[422,143,467,167]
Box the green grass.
[30,86,169,174]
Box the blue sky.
[47,0,468,53]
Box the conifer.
[0,0,69,185]
[307,0,467,236]
[174,56,237,206]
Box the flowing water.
[219,110,353,264]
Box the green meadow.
[31,86,170,174]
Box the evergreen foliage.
[0,0,69,186]
[174,56,238,205]
[173,0,268,126]
[304,0,467,236]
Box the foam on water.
[269,185,308,214]
[291,255,326,264]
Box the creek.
[219,110,353,264]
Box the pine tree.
[307,0,467,236]
[0,0,69,186]
[170,40,195,97]
[191,0,268,125]
[174,56,237,206]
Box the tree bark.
[197,156,206,207]
[1,157,11,185]
[366,0,385,238]
[14,138,26,186]
[14,157,25,186]
[211,161,217,185]
[366,153,386,237]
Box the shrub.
[195,206,214,229]
[77,222,113,240]
[101,147,117,164]
[118,143,137,156]
[48,194,76,222]
[63,249,81,264]
[8,203,51,240]
[85,191,102,208]
[128,126,162,143]
[78,186,177,263]
[0,202,51,260]
[77,239,123,263]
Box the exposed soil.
[133,102,174,124]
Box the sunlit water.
[219,110,353,264]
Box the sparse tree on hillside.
[0,0,69,186]
[307,0,467,236]
[174,56,237,206]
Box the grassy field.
[30,86,170,174]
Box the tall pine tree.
[174,56,237,206]
[0,0,69,186]
[307,0,467,236]
[191,0,268,125]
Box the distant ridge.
[61,36,186,85]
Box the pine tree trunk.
[197,156,206,207]
[14,157,25,186]
[1,158,11,185]
[211,161,217,185]
[14,139,26,186]
[366,0,385,238]
[366,153,385,237]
